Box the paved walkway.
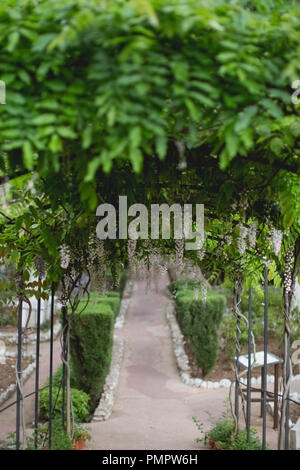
[86,276,228,450]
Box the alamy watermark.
[95,196,205,251]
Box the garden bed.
[0,357,33,393]
[185,332,285,383]
[0,356,36,406]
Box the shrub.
[171,281,226,376]
[80,291,121,319]
[39,379,90,423]
[100,295,121,319]
[69,301,115,410]
[48,418,74,450]
[193,414,264,450]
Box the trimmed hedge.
[81,291,121,319]
[69,299,115,410]
[171,281,226,376]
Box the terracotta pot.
[73,438,85,450]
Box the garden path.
[86,275,230,450]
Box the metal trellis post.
[262,257,268,450]
[235,283,241,426]
[48,284,55,449]
[246,285,252,442]
[16,298,23,450]
[34,288,41,449]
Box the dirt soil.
[0,357,34,394]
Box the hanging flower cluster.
[271,227,282,256]
[34,256,46,280]
[59,244,71,269]
[248,221,257,248]
[225,232,233,246]
[237,223,248,255]
[283,245,294,294]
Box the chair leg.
[274,364,279,429]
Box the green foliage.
[6,417,89,450]
[81,291,121,320]
[39,382,90,423]
[48,419,74,450]
[0,311,15,326]
[0,0,299,220]
[171,280,226,376]
[193,414,265,450]
[69,300,115,410]
[220,285,300,358]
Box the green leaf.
[82,126,93,149]
[129,126,142,148]
[31,114,57,126]
[84,156,102,182]
[129,147,143,173]
[261,99,283,119]
[18,70,31,85]
[270,137,284,156]
[185,98,201,121]
[234,105,258,133]
[49,134,63,153]
[155,135,167,160]
[22,141,34,170]
[225,132,239,159]
[32,33,57,52]
[7,31,19,52]
[57,127,77,139]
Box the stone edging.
[0,321,61,345]
[92,279,133,421]
[92,335,125,421]
[166,300,300,392]
[0,361,36,407]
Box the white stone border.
[0,320,61,345]
[92,334,125,421]
[91,279,133,421]
[0,361,36,407]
